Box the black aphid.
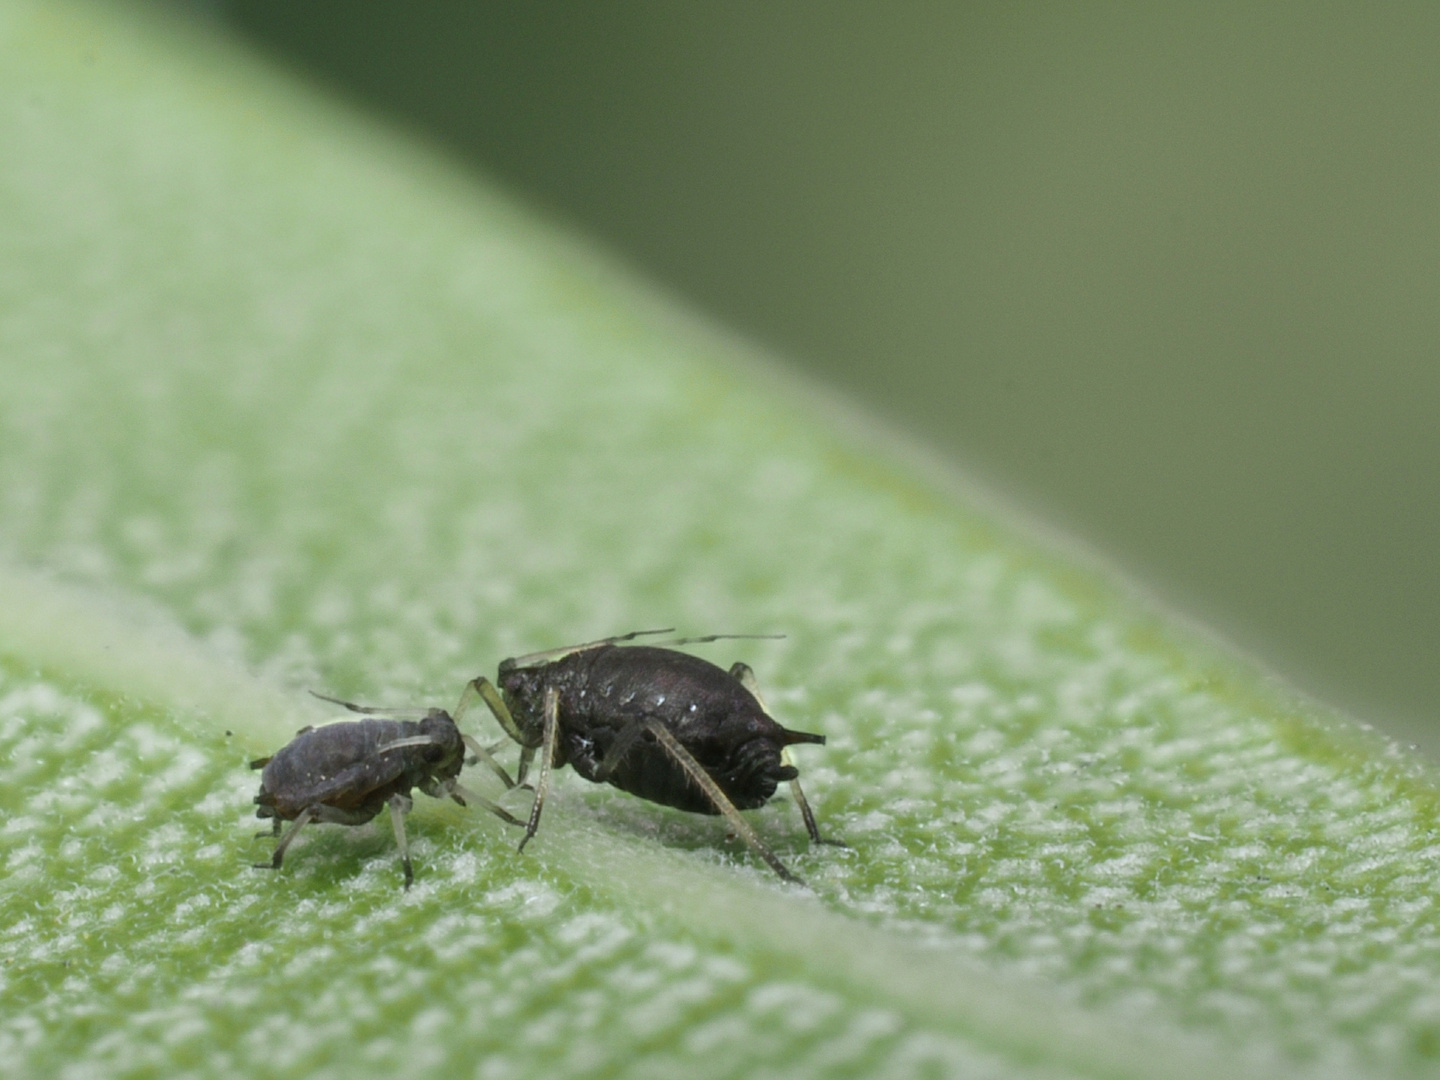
[250,694,522,888]
[455,630,837,884]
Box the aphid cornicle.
[250,694,522,888]
[453,630,837,884]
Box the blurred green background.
[221,2,1439,749]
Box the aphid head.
[495,661,551,745]
[417,710,467,780]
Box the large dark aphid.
[455,631,837,884]
[250,695,520,888]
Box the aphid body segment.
[251,701,519,888]
[458,631,834,884]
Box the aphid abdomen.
[601,736,724,814]
[260,759,390,820]
[257,718,419,819]
[715,737,796,808]
[561,700,787,814]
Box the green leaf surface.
[2,3,1439,1078]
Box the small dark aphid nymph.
[250,694,522,888]
[455,630,838,885]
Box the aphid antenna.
[506,628,675,669]
[376,735,440,753]
[309,690,431,719]
[654,633,786,648]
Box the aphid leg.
[640,718,806,886]
[456,677,528,747]
[255,805,375,872]
[729,662,843,848]
[388,793,415,889]
[447,779,524,827]
[254,816,283,839]
[591,722,651,781]
[460,734,518,790]
[515,744,536,788]
[518,686,560,854]
[254,806,316,870]
[785,777,832,846]
[453,677,533,786]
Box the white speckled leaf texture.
[2,3,1439,1078]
